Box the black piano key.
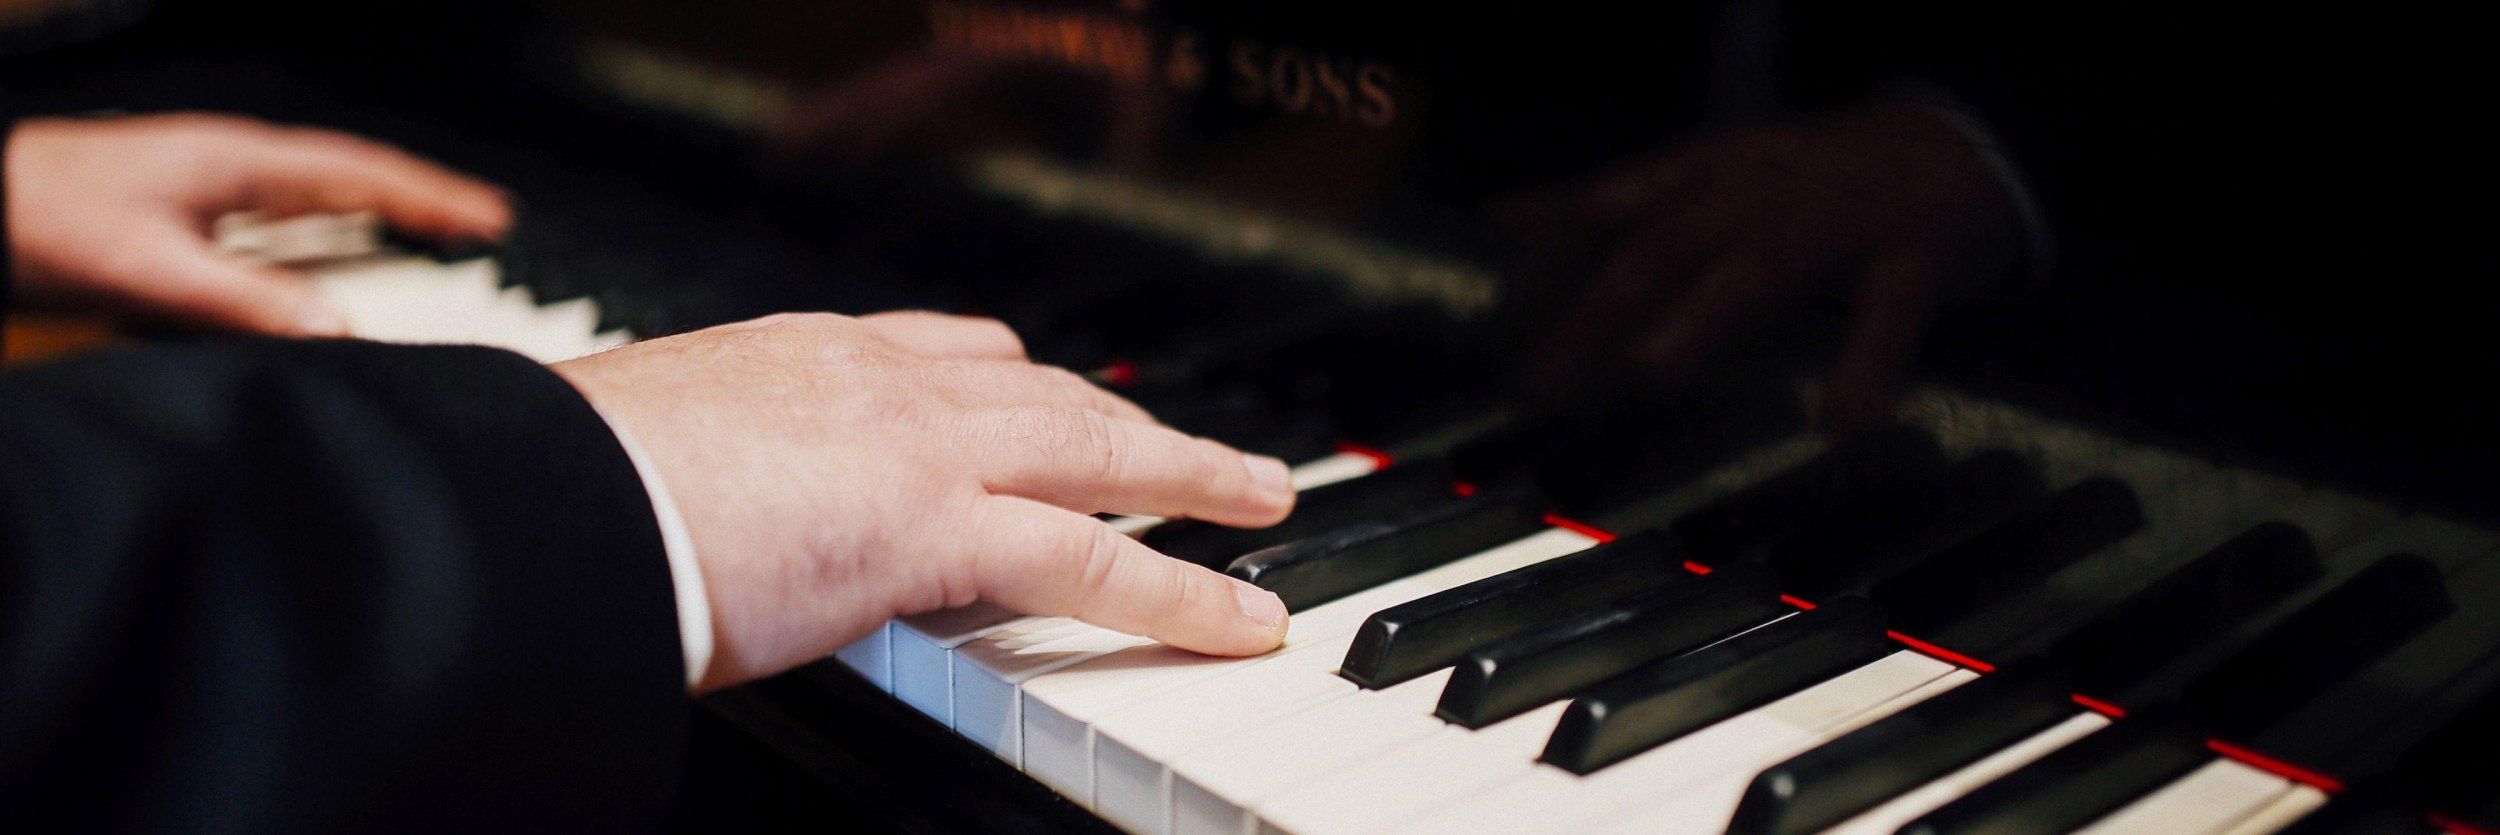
[1895,708,2209,835]
[1869,476,2143,639]
[2051,521,2326,697]
[2105,519,2495,713]
[1661,425,1949,567]
[382,226,502,265]
[1226,489,1548,611]
[1726,660,2079,835]
[1763,450,2046,602]
[1539,597,1892,775]
[2183,552,2452,739]
[2374,677,2500,832]
[2235,549,2500,782]
[2274,779,2435,835]
[1339,532,1687,689]
[1433,564,1785,729]
[1144,458,1456,570]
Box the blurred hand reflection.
[1509,99,2023,427]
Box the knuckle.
[975,319,1025,354]
[996,405,1119,479]
[1035,364,1095,397]
[1185,437,1237,483]
[1057,524,1128,605]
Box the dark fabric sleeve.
[0,338,689,834]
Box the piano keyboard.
[820,391,2500,835]
[218,212,633,363]
[260,216,2500,835]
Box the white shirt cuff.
[587,408,715,692]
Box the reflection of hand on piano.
[3,112,509,336]
[548,311,1301,693]
[1508,99,2020,426]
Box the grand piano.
[6,1,2497,832]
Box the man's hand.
[1507,100,2020,426]
[552,311,1299,693]
[4,113,510,335]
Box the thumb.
[968,495,1288,656]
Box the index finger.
[240,130,511,242]
[956,406,1292,525]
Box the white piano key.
[920,615,1128,726]
[1017,528,1601,806]
[463,285,559,349]
[1171,669,1457,835]
[1107,514,1168,536]
[216,210,381,263]
[832,623,893,692]
[312,256,501,344]
[1390,651,1965,835]
[1583,666,1981,835]
[2073,759,2296,835]
[955,618,1168,768]
[1255,701,1577,835]
[510,295,609,362]
[1821,710,2113,835]
[1092,634,1371,833]
[2212,785,2328,835]
[889,601,1038,724]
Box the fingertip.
[468,191,515,240]
[1235,585,1290,635]
[1243,453,1291,499]
[1172,580,1287,657]
[293,303,352,338]
[1216,452,1296,527]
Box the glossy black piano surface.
[7,1,2496,833]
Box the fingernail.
[1235,582,1288,632]
[297,306,351,337]
[1244,453,1291,498]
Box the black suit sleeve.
[0,339,690,834]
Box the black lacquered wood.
[2051,521,2325,696]
[1763,450,2046,601]
[1339,531,1686,689]
[1145,458,1458,570]
[1663,425,1948,567]
[1727,660,2079,835]
[2413,684,2500,833]
[1539,597,1891,775]
[2236,551,2500,784]
[2184,553,2452,738]
[1226,489,1548,611]
[1869,476,2143,638]
[1434,564,1783,729]
[1896,708,2208,835]
[2274,779,2435,835]
[1450,382,1802,521]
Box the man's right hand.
[551,311,1298,693]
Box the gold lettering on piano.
[1227,39,1399,127]
[928,1,1158,83]
[929,2,1405,128]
